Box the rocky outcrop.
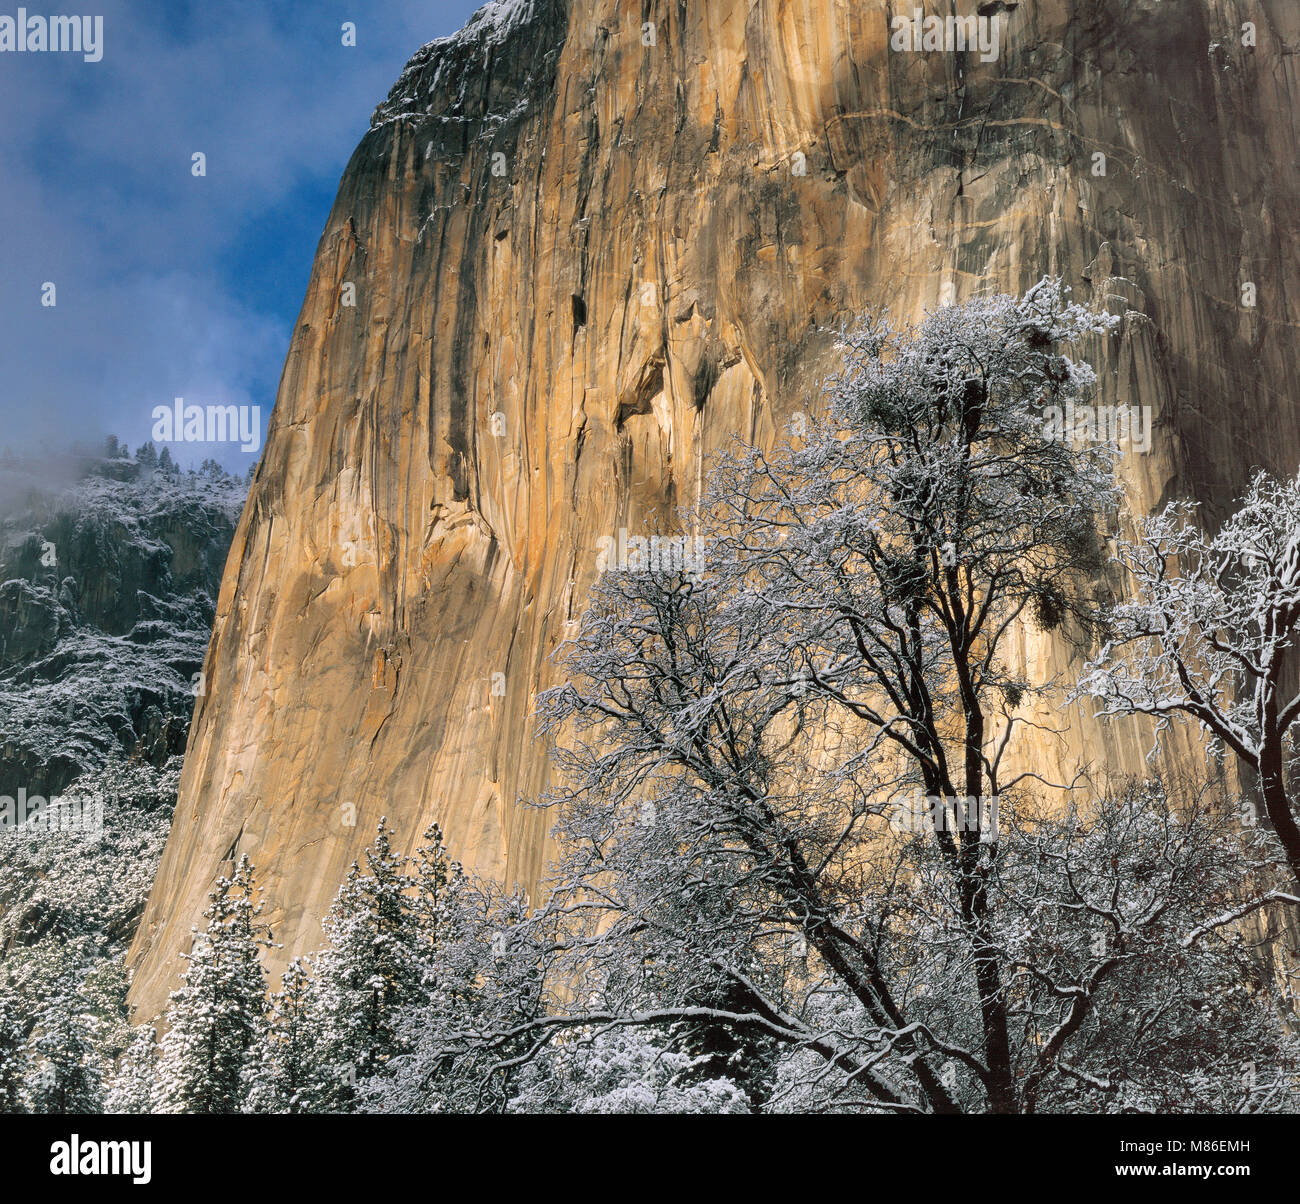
[0,460,245,797]
[128,0,1300,1020]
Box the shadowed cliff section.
[129,0,1300,1021]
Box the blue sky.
[0,0,485,469]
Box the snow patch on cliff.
[430,0,537,51]
[370,0,549,131]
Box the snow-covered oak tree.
[532,283,1122,1113]
[405,667,1297,1111]
[1079,470,1300,889]
[374,285,1297,1113]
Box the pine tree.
[411,823,469,961]
[24,989,105,1113]
[402,823,478,1046]
[243,959,316,1113]
[0,987,29,1113]
[666,978,779,1109]
[105,1025,159,1115]
[153,856,271,1113]
[307,820,429,1111]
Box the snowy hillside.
[0,446,247,797]
[0,444,248,1105]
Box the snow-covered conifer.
[306,820,429,1111]
[0,985,29,1113]
[153,856,270,1113]
[243,958,317,1114]
[105,1024,159,1114]
[23,987,104,1113]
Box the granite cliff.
[128,0,1300,1020]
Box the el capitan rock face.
[127,0,1300,1019]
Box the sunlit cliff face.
[128,0,1300,1020]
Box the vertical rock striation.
[129,0,1300,1019]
